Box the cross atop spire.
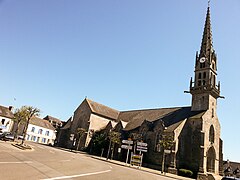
[199,4,214,60]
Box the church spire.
[189,2,222,111]
[199,3,213,60]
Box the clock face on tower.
[200,57,206,63]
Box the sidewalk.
[53,146,193,180]
[91,156,193,180]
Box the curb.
[91,156,192,180]
[54,146,87,154]
[11,143,33,150]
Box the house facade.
[0,105,14,133]
[58,5,223,180]
[25,116,56,145]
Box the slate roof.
[30,116,55,130]
[43,115,62,123]
[78,99,205,132]
[61,117,72,130]
[165,120,185,133]
[223,161,240,171]
[86,98,120,120]
[119,107,205,131]
[0,105,14,119]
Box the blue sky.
[0,0,239,162]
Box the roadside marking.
[42,169,111,180]
[0,161,32,164]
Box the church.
[57,4,223,180]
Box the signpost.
[122,140,133,144]
[121,144,132,150]
[121,139,133,164]
[130,153,142,167]
[129,141,148,168]
[136,142,148,153]
[121,140,148,167]
[164,149,171,154]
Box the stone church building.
[57,5,223,180]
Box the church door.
[207,146,216,173]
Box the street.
[0,141,176,180]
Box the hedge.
[178,169,193,178]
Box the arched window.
[198,80,201,86]
[209,125,215,143]
[203,72,206,79]
[203,80,206,85]
[198,73,202,79]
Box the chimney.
[8,106,13,111]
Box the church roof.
[120,107,205,131]
[119,107,180,131]
[61,117,72,130]
[85,98,120,120]
[0,105,14,119]
[79,99,205,132]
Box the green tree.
[19,106,40,145]
[159,134,174,173]
[13,107,27,141]
[91,132,108,156]
[159,134,174,150]
[129,132,142,153]
[107,131,121,160]
[76,128,86,151]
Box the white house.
[25,116,56,145]
[0,105,14,133]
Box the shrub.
[178,169,193,178]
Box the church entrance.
[207,146,216,173]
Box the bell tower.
[189,5,221,111]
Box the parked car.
[0,132,14,141]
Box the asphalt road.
[0,141,176,180]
